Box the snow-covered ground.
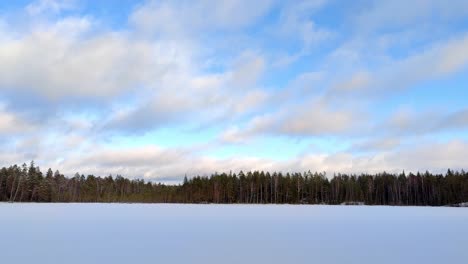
[0,204,467,264]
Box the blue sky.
[0,0,467,182]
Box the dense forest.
[0,162,467,206]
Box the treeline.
[0,162,467,206]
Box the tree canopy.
[0,162,467,206]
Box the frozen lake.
[0,204,467,264]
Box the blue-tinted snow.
[0,204,467,264]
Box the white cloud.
[230,52,266,89]
[26,0,76,15]
[0,17,175,101]
[6,139,463,182]
[355,0,468,33]
[231,90,270,115]
[103,51,269,133]
[333,71,371,92]
[219,114,275,143]
[327,34,468,97]
[272,0,331,66]
[280,105,360,136]
[289,140,468,175]
[223,99,365,141]
[220,126,246,144]
[351,138,401,152]
[0,109,32,134]
[383,107,468,136]
[77,146,186,168]
[130,0,274,37]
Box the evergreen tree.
[0,162,466,206]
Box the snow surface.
[0,204,467,264]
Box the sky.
[0,0,467,183]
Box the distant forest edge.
[1,162,467,206]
